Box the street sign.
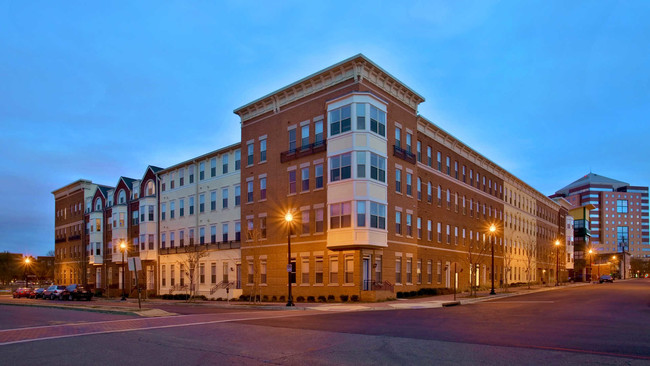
[286,264,292,272]
[128,257,142,272]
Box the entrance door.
[362,257,370,290]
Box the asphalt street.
[1,279,648,365]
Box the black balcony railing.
[159,241,241,255]
[280,141,326,163]
[393,145,416,164]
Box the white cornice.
[234,54,425,123]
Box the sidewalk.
[0,281,591,317]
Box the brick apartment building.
[235,54,567,301]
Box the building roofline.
[156,142,241,175]
[51,179,94,195]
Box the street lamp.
[620,239,627,280]
[489,224,496,295]
[285,212,295,307]
[555,240,560,286]
[589,249,594,282]
[23,257,31,288]
[120,241,127,301]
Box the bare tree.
[502,241,514,292]
[463,238,490,297]
[523,241,536,289]
[247,228,263,303]
[177,245,208,302]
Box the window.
[179,230,185,247]
[329,256,338,284]
[427,146,432,166]
[406,258,412,283]
[170,232,175,248]
[347,103,362,131]
[617,200,628,213]
[395,211,402,234]
[315,257,323,284]
[179,199,185,217]
[301,125,309,148]
[406,133,412,153]
[235,150,241,170]
[437,152,442,171]
[260,139,267,162]
[437,186,442,206]
[189,196,194,215]
[235,185,241,206]
[315,120,324,144]
[179,168,185,186]
[222,154,229,174]
[211,226,216,243]
[406,173,412,196]
[171,201,176,219]
[330,202,351,229]
[437,222,442,242]
[247,181,254,203]
[437,261,442,283]
[395,127,401,148]
[301,168,309,191]
[417,217,422,239]
[330,153,352,182]
[396,169,402,193]
[315,164,324,189]
[260,178,266,200]
[260,217,267,239]
[417,141,422,162]
[357,201,366,227]
[446,225,450,244]
[302,211,310,234]
[370,153,386,182]
[222,188,228,208]
[447,189,451,209]
[395,257,402,284]
[162,265,166,287]
[211,263,216,284]
[222,223,229,242]
[199,194,205,213]
[211,158,216,177]
[289,170,296,194]
[199,227,205,244]
[357,152,366,178]
[370,202,386,229]
[247,143,254,165]
[446,157,450,175]
[406,214,412,236]
[161,203,166,221]
[454,161,458,179]
[315,208,324,233]
[210,191,216,211]
[235,222,241,241]
[247,261,254,284]
[427,182,432,203]
[302,257,310,284]
[369,105,386,136]
[345,256,354,283]
[260,260,267,284]
[330,105,351,136]
[417,178,422,200]
[427,220,432,241]
[288,128,296,151]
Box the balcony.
[280,141,326,163]
[89,254,103,265]
[393,145,416,164]
[159,241,241,255]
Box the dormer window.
[94,199,102,211]
[146,180,155,196]
[118,190,126,204]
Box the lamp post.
[589,249,594,282]
[120,241,127,301]
[285,212,295,307]
[612,255,617,279]
[23,257,31,288]
[620,239,627,280]
[555,240,560,286]
[489,224,496,295]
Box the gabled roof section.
[157,143,240,175]
[97,185,113,198]
[149,166,164,173]
[233,54,425,123]
[555,173,629,195]
[119,177,137,190]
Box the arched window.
[146,180,155,196]
[118,190,126,204]
[95,198,102,211]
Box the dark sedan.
[62,284,93,301]
[29,288,45,299]
[599,274,614,283]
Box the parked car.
[29,288,45,299]
[599,275,614,283]
[43,285,67,300]
[62,284,93,301]
[12,288,33,298]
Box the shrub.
[307,296,315,303]
[279,295,285,302]
[318,296,327,303]
[408,291,417,297]
[296,296,305,302]
[340,295,349,302]
[327,295,335,301]
[350,295,359,302]
[271,295,277,302]
[396,291,404,298]
[263,295,269,302]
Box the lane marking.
[0,310,333,346]
[485,301,555,304]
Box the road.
[1,279,649,365]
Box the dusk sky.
[2,1,649,257]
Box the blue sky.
[1,0,648,256]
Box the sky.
[1,0,649,257]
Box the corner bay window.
[330,105,351,136]
[330,153,351,182]
[330,202,351,229]
[329,103,386,137]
